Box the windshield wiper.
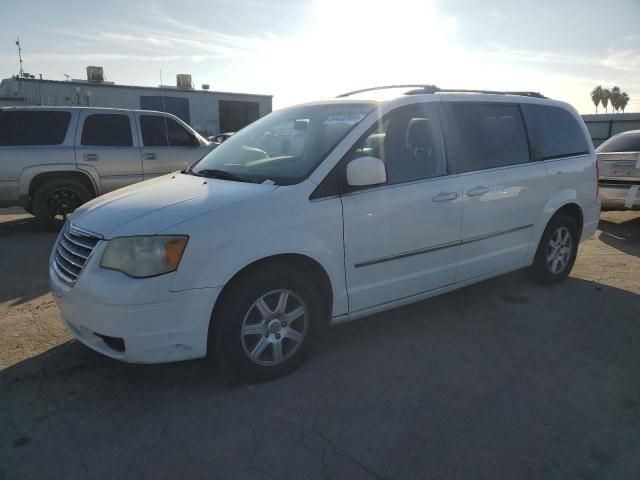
[186,168,259,183]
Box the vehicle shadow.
[2,272,639,479]
[0,214,57,306]
[598,215,640,257]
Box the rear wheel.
[213,264,324,382]
[529,214,579,284]
[32,178,93,230]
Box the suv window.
[522,104,589,160]
[444,104,529,173]
[81,114,133,147]
[0,110,71,146]
[597,132,640,153]
[140,115,195,147]
[347,103,446,185]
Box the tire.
[528,214,579,284]
[212,264,325,382]
[31,178,93,230]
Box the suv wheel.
[529,214,579,284]
[32,179,93,230]
[213,265,324,382]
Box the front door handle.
[466,185,489,197]
[83,153,99,161]
[143,153,157,160]
[432,192,458,202]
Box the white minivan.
[49,87,601,381]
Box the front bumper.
[599,182,640,210]
[49,241,220,363]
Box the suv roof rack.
[336,85,546,99]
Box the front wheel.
[529,214,579,284]
[213,265,324,382]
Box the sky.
[1,0,639,113]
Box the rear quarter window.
[443,104,530,173]
[521,104,590,160]
[0,110,71,146]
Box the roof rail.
[336,85,439,98]
[406,87,546,98]
[336,85,546,99]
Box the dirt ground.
[1,207,639,479]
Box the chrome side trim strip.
[354,240,460,268]
[354,224,533,268]
[460,224,534,245]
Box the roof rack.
[336,85,546,99]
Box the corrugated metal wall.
[582,113,640,147]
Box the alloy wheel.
[546,226,572,274]
[240,289,308,366]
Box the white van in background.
[49,86,600,381]
[0,107,211,228]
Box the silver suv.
[0,106,211,228]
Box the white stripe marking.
[624,185,639,208]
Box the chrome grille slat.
[56,245,84,268]
[63,231,98,250]
[53,224,100,286]
[55,253,81,277]
[59,237,89,259]
[55,250,82,273]
[53,261,76,284]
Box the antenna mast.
[16,37,24,77]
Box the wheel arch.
[214,253,333,319]
[27,170,97,209]
[208,253,334,352]
[552,202,583,233]
[529,194,584,261]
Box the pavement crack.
[311,405,386,480]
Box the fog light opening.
[94,333,125,352]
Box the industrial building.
[0,68,272,136]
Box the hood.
[71,173,277,237]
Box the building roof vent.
[177,74,193,89]
[87,66,104,83]
[202,84,210,90]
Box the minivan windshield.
[188,103,375,185]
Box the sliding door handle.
[143,153,157,160]
[466,186,489,197]
[432,192,458,202]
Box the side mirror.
[346,156,387,187]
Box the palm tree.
[591,86,603,113]
[611,86,621,113]
[620,92,630,113]
[601,88,611,114]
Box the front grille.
[53,224,100,285]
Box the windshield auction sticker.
[323,113,367,125]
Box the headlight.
[100,236,188,278]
